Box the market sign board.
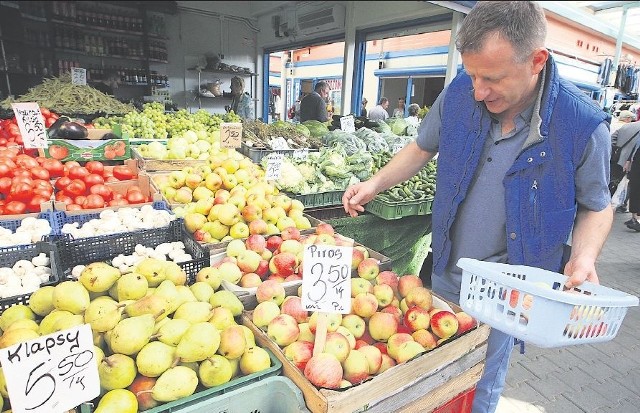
[220,122,242,148]
[11,102,48,149]
[301,244,352,314]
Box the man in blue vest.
[342,2,612,412]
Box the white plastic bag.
[611,175,629,208]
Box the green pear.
[195,267,221,290]
[116,273,149,301]
[4,319,39,333]
[110,314,155,356]
[179,361,199,373]
[79,262,121,293]
[52,314,85,332]
[151,366,198,402]
[208,307,236,330]
[153,317,170,334]
[99,354,137,390]
[175,285,197,303]
[217,325,246,360]
[209,290,244,316]
[52,281,90,314]
[0,367,7,397]
[153,280,183,315]
[0,304,35,331]
[38,310,73,335]
[84,298,123,332]
[239,346,271,375]
[0,328,39,348]
[136,341,176,377]
[198,355,233,388]
[157,318,191,346]
[135,258,167,287]
[190,282,215,302]
[28,286,55,316]
[240,325,256,347]
[125,294,170,320]
[163,261,187,286]
[176,322,220,362]
[228,357,240,378]
[94,388,138,413]
[173,302,214,323]
[94,345,105,367]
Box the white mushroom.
[13,260,35,277]
[71,265,86,280]
[31,253,50,267]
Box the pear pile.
[0,258,273,413]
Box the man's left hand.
[563,257,599,289]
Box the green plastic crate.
[79,348,282,413]
[285,190,345,208]
[365,196,433,220]
[153,376,310,413]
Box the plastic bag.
[611,174,629,208]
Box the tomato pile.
[0,146,148,214]
[0,107,60,147]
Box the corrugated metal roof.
[556,1,640,40]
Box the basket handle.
[457,258,639,308]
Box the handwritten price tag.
[0,324,100,413]
[265,152,284,181]
[11,102,48,149]
[270,136,289,150]
[293,148,309,160]
[71,68,87,85]
[301,244,353,313]
[220,122,242,148]
[340,115,355,133]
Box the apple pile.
[250,259,477,389]
[210,223,364,288]
[153,149,314,245]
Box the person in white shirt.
[405,103,421,128]
[368,97,390,121]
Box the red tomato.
[12,169,31,178]
[109,198,129,207]
[82,194,105,209]
[27,195,50,213]
[66,204,83,211]
[112,193,125,200]
[64,161,81,169]
[68,166,90,180]
[105,176,119,183]
[85,161,104,175]
[56,194,74,206]
[45,117,57,128]
[42,158,65,178]
[126,185,142,195]
[64,179,87,197]
[12,176,33,186]
[0,156,17,167]
[74,195,87,206]
[4,200,26,215]
[112,165,135,181]
[15,154,39,170]
[102,166,114,177]
[0,163,11,178]
[89,184,113,201]
[83,173,105,186]
[31,166,50,181]
[9,182,32,202]
[0,177,12,195]
[126,191,147,204]
[35,156,46,165]
[40,108,51,118]
[55,176,72,191]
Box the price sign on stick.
[71,68,87,85]
[301,244,352,313]
[340,115,356,133]
[220,122,242,148]
[11,102,48,149]
[265,152,284,181]
[0,324,100,413]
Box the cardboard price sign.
[220,122,242,148]
[340,115,356,133]
[265,152,284,181]
[0,324,100,413]
[71,68,87,85]
[11,102,48,149]
[301,244,352,313]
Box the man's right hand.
[342,181,378,217]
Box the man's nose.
[472,81,491,101]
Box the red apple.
[266,235,283,252]
[367,312,398,342]
[386,332,414,362]
[269,252,297,277]
[256,279,286,305]
[398,275,423,298]
[267,314,300,346]
[128,375,159,410]
[357,258,380,281]
[280,296,309,323]
[412,329,438,350]
[281,226,301,241]
[342,349,370,384]
[284,340,314,370]
[315,222,335,236]
[351,248,365,271]
[358,345,383,375]
[245,234,267,253]
[376,270,400,296]
[380,305,403,324]
[430,310,459,340]
[304,353,343,389]
[403,306,431,331]
[455,311,477,336]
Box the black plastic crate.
[0,211,64,251]
[54,219,208,283]
[0,242,63,313]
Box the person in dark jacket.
[91,69,120,96]
[343,3,612,412]
[299,81,330,123]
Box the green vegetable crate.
[79,348,284,413]
[365,196,433,220]
[240,142,318,164]
[285,190,345,208]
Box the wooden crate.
[132,147,209,171]
[242,309,489,413]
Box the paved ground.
[495,211,640,413]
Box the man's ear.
[531,48,549,74]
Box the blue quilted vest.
[432,55,610,275]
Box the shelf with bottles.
[1,50,55,79]
[187,67,257,76]
[50,1,146,36]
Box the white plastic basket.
[457,258,639,348]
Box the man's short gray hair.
[456,1,547,63]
